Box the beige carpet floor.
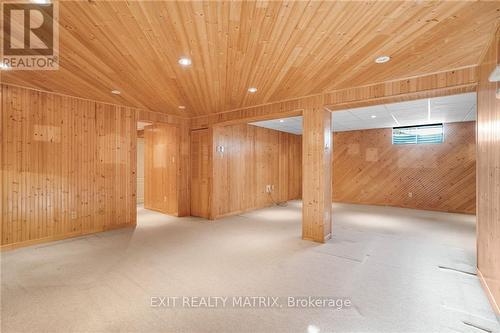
[1,201,499,333]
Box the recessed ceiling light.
[178,57,192,66]
[248,87,257,93]
[0,63,10,70]
[279,119,284,123]
[370,115,377,119]
[111,90,121,95]
[375,55,391,64]
[178,105,186,110]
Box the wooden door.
[190,129,210,218]
[144,123,179,215]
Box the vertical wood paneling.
[332,122,476,214]
[177,125,191,217]
[3,2,497,116]
[190,129,211,218]
[136,138,145,204]
[143,123,190,217]
[210,123,302,218]
[144,124,177,215]
[302,106,332,243]
[1,84,137,249]
[477,29,500,314]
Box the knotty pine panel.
[144,123,179,216]
[211,124,302,218]
[143,123,190,217]
[332,122,476,214]
[1,85,137,249]
[190,67,477,130]
[177,124,191,217]
[190,129,211,218]
[476,29,500,314]
[302,107,333,242]
[3,2,498,115]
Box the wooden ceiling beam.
[190,66,478,129]
[324,65,478,111]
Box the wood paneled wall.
[332,122,476,214]
[211,124,302,218]
[144,123,190,217]
[136,138,145,204]
[476,29,500,314]
[190,129,212,218]
[1,84,137,249]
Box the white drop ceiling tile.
[335,120,368,128]
[253,121,273,127]
[430,108,471,123]
[436,103,474,113]
[432,92,476,106]
[391,112,428,122]
[284,116,302,123]
[331,111,361,122]
[385,99,427,112]
[429,115,447,123]
[287,127,302,133]
[332,125,348,132]
[369,120,399,128]
[250,93,476,135]
[362,116,397,123]
[447,114,470,123]
[395,118,431,127]
[288,121,303,128]
[387,107,425,115]
[349,105,390,119]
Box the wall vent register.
[392,124,444,145]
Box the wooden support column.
[302,99,332,243]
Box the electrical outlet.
[70,211,77,220]
[408,192,413,198]
[164,196,167,202]
[265,185,271,193]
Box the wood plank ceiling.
[1,1,499,117]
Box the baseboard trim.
[478,268,500,315]
[332,200,475,215]
[143,205,179,217]
[0,223,136,252]
[212,203,276,220]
